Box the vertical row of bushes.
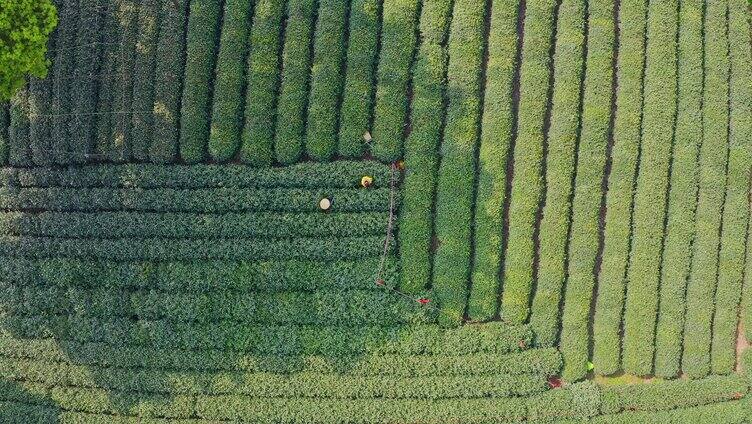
[431,0,487,325]
[559,0,615,382]
[682,0,729,380]
[273,0,316,165]
[528,0,586,343]
[653,0,702,379]
[69,0,103,163]
[592,0,646,376]
[303,0,348,162]
[466,0,521,320]
[0,104,8,164]
[241,0,287,165]
[336,0,380,158]
[206,0,254,162]
[109,0,138,162]
[397,0,453,294]
[28,74,55,166]
[501,0,558,324]
[51,0,78,164]
[95,4,118,161]
[710,0,752,375]
[149,0,189,163]
[130,0,161,161]
[8,87,31,166]
[370,0,420,162]
[179,0,222,163]
[621,0,678,376]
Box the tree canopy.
[0,0,57,100]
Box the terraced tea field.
[0,0,750,422]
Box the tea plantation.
[0,0,751,422]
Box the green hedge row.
[1,286,433,326]
[94,5,118,162]
[466,0,519,320]
[590,400,749,424]
[621,0,678,376]
[130,0,161,161]
[0,103,8,164]
[526,381,601,422]
[179,0,222,163]
[682,0,730,379]
[599,375,749,415]
[528,0,586,343]
[68,0,104,163]
[8,87,31,166]
[591,0,647,376]
[336,0,380,158]
[197,396,524,422]
[0,235,388,260]
[51,0,77,164]
[501,0,557,324]
[711,0,752,376]
[559,0,615,382]
[0,335,559,376]
[4,257,398,292]
[397,0,452,294]
[28,31,55,166]
[0,357,547,399]
[149,0,189,163]
[241,0,286,165]
[206,0,254,162]
[1,319,532,355]
[431,0,487,325]
[5,161,393,188]
[0,187,392,213]
[370,0,420,161]
[0,211,389,238]
[274,0,316,165]
[652,0,702,379]
[109,0,139,162]
[303,0,348,162]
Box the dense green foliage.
[0,0,58,100]
[0,1,751,421]
[397,0,452,294]
[501,0,557,324]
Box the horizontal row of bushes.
[559,0,616,382]
[590,400,750,424]
[0,187,392,213]
[682,0,730,379]
[0,235,390,261]
[0,356,548,399]
[1,318,533,355]
[3,161,393,189]
[5,257,398,293]
[0,335,559,376]
[528,0,586,345]
[0,285,433,326]
[0,211,389,238]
